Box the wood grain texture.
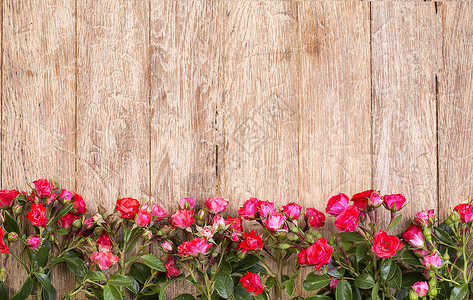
[439,3,473,216]
[2,0,76,297]
[76,0,150,210]
[219,0,299,209]
[150,1,222,298]
[372,3,440,225]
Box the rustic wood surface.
[1,0,473,298]
[371,2,440,228]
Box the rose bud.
[237,250,247,260]
[179,197,195,210]
[142,230,153,241]
[277,244,291,250]
[7,232,18,242]
[409,289,419,300]
[13,204,23,216]
[383,194,407,212]
[412,281,428,297]
[93,227,104,237]
[161,240,173,251]
[196,209,206,222]
[26,235,42,249]
[83,218,95,230]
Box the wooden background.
[2,0,473,298]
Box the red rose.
[225,216,243,232]
[240,272,264,296]
[72,194,87,214]
[383,194,406,211]
[205,197,229,213]
[306,238,333,269]
[177,237,212,257]
[239,230,263,252]
[334,205,360,231]
[454,204,473,223]
[351,189,382,210]
[264,212,287,231]
[326,193,349,216]
[372,230,403,258]
[283,202,302,220]
[170,209,195,228]
[165,256,180,279]
[97,233,112,247]
[0,189,19,208]
[58,213,79,229]
[0,229,9,254]
[136,209,152,226]
[306,208,325,228]
[27,203,47,227]
[115,198,140,219]
[33,179,54,197]
[298,248,308,265]
[238,198,261,219]
[402,225,425,248]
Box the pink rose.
[177,237,212,257]
[402,225,425,248]
[170,209,195,228]
[414,249,429,256]
[90,246,119,270]
[415,209,434,227]
[306,208,325,228]
[26,235,41,249]
[58,213,79,229]
[225,216,243,232]
[97,233,112,247]
[326,193,349,216]
[27,203,47,227]
[150,204,168,221]
[330,277,339,290]
[83,218,95,230]
[33,179,54,197]
[383,194,406,211]
[334,205,360,231]
[46,193,58,205]
[351,189,382,210]
[230,232,241,242]
[424,252,442,269]
[0,190,19,208]
[205,197,229,213]
[58,189,73,202]
[212,215,225,230]
[259,201,275,218]
[238,198,261,219]
[201,228,214,239]
[454,204,473,223]
[72,194,87,214]
[283,202,302,220]
[136,209,153,226]
[298,248,308,265]
[161,241,173,252]
[412,281,429,297]
[264,212,287,231]
[179,197,195,209]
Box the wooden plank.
[150,1,222,298]
[76,0,150,209]
[372,3,440,224]
[2,0,76,297]
[219,0,299,209]
[439,3,473,216]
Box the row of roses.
[0,179,471,300]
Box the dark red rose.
[306,208,325,228]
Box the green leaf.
[435,227,453,244]
[265,276,275,289]
[233,286,252,300]
[65,257,88,278]
[54,228,70,236]
[108,274,133,286]
[3,212,20,234]
[335,279,352,300]
[130,262,151,284]
[356,244,370,262]
[254,292,268,300]
[34,272,52,293]
[10,276,33,300]
[233,255,259,273]
[354,273,374,289]
[37,246,50,268]
[386,215,402,232]
[401,272,425,288]
[103,284,122,300]
[372,281,380,300]
[401,250,423,267]
[303,273,331,292]
[141,254,166,272]
[380,260,396,281]
[339,232,365,242]
[305,296,333,300]
[126,276,140,294]
[450,284,468,300]
[386,265,402,289]
[283,280,294,296]
[176,294,195,300]
[0,284,8,299]
[84,271,107,282]
[49,203,75,225]
[123,227,132,243]
[214,272,233,299]
[125,232,141,254]
[42,284,56,300]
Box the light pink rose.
[424,252,442,269]
[26,235,41,249]
[179,197,195,209]
[264,212,287,231]
[212,215,225,230]
[90,246,119,270]
[402,225,425,248]
[201,228,214,239]
[136,209,153,226]
[326,193,349,216]
[205,197,229,213]
[283,202,302,220]
[259,201,275,218]
[238,198,261,219]
[58,189,73,201]
[177,237,212,257]
[412,281,429,297]
[161,241,173,251]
